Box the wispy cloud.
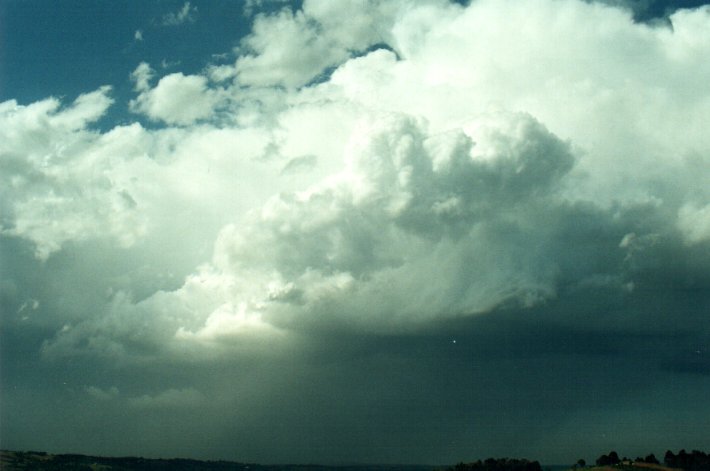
[161,2,197,26]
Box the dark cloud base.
[3,293,710,464]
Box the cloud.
[0,88,150,260]
[134,30,143,42]
[243,0,291,17]
[234,8,347,88]
[85,385,120,401]
[678,203,710,244]
[12,0,707,357]
[207,113,577,330]
[234,0,410,88]
[597,0,710,22]
[1,0,707,358]
[129,67,221,125]
[161,2,197,26]
[128,388,206,408]
[4,0,710,462]
[207,64,237,83]
[280,154,318,174]
[38,108,690,357]
[130,62,154,92]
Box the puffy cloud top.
[129,68,222,125]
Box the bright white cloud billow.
[130,68,222,125]
[3,0,710,462]
[0,87,147,260]
[234,0,406,88]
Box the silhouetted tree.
[608,451,620,465]
[644,454,659,464]
[595,451,620,467]
[661,448,710,470]
[676,449,690,470]
[665,450,677,467]
[690,449,710,471]
[576,459,586,468]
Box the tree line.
[580,449,710,470]
[662,450,710,471]
[448,458,542,471]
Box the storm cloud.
[2,0,710,465]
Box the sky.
[2,0,710,466]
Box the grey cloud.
[36,107,710,358]
[29,111,581,358]
[85,385,120,401]
[210,113,579,334]
[593,0,710,21]
[281,154,318,174]
[128,388,206,408]
[6,308,709,464]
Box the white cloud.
[161,2,197,26]
[0,88,151,260]
[235,8,346,88]
[0,85,285,263]
[130,62,154,92]
[207,64,237,83]
[134,30,143,41]
[129,70,221,125]
[330,1,710,177]
[234,0,411,88]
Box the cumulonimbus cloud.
[2,0,710,361]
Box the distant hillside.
[447,458,542,471]
[581,449,710,471]
[0,450,436,471]
[584,465,679,471]
[3,449,708,471]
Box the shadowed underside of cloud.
[2,0,710,464]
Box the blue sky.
[2,0,710,466]
[1,1,281,126]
